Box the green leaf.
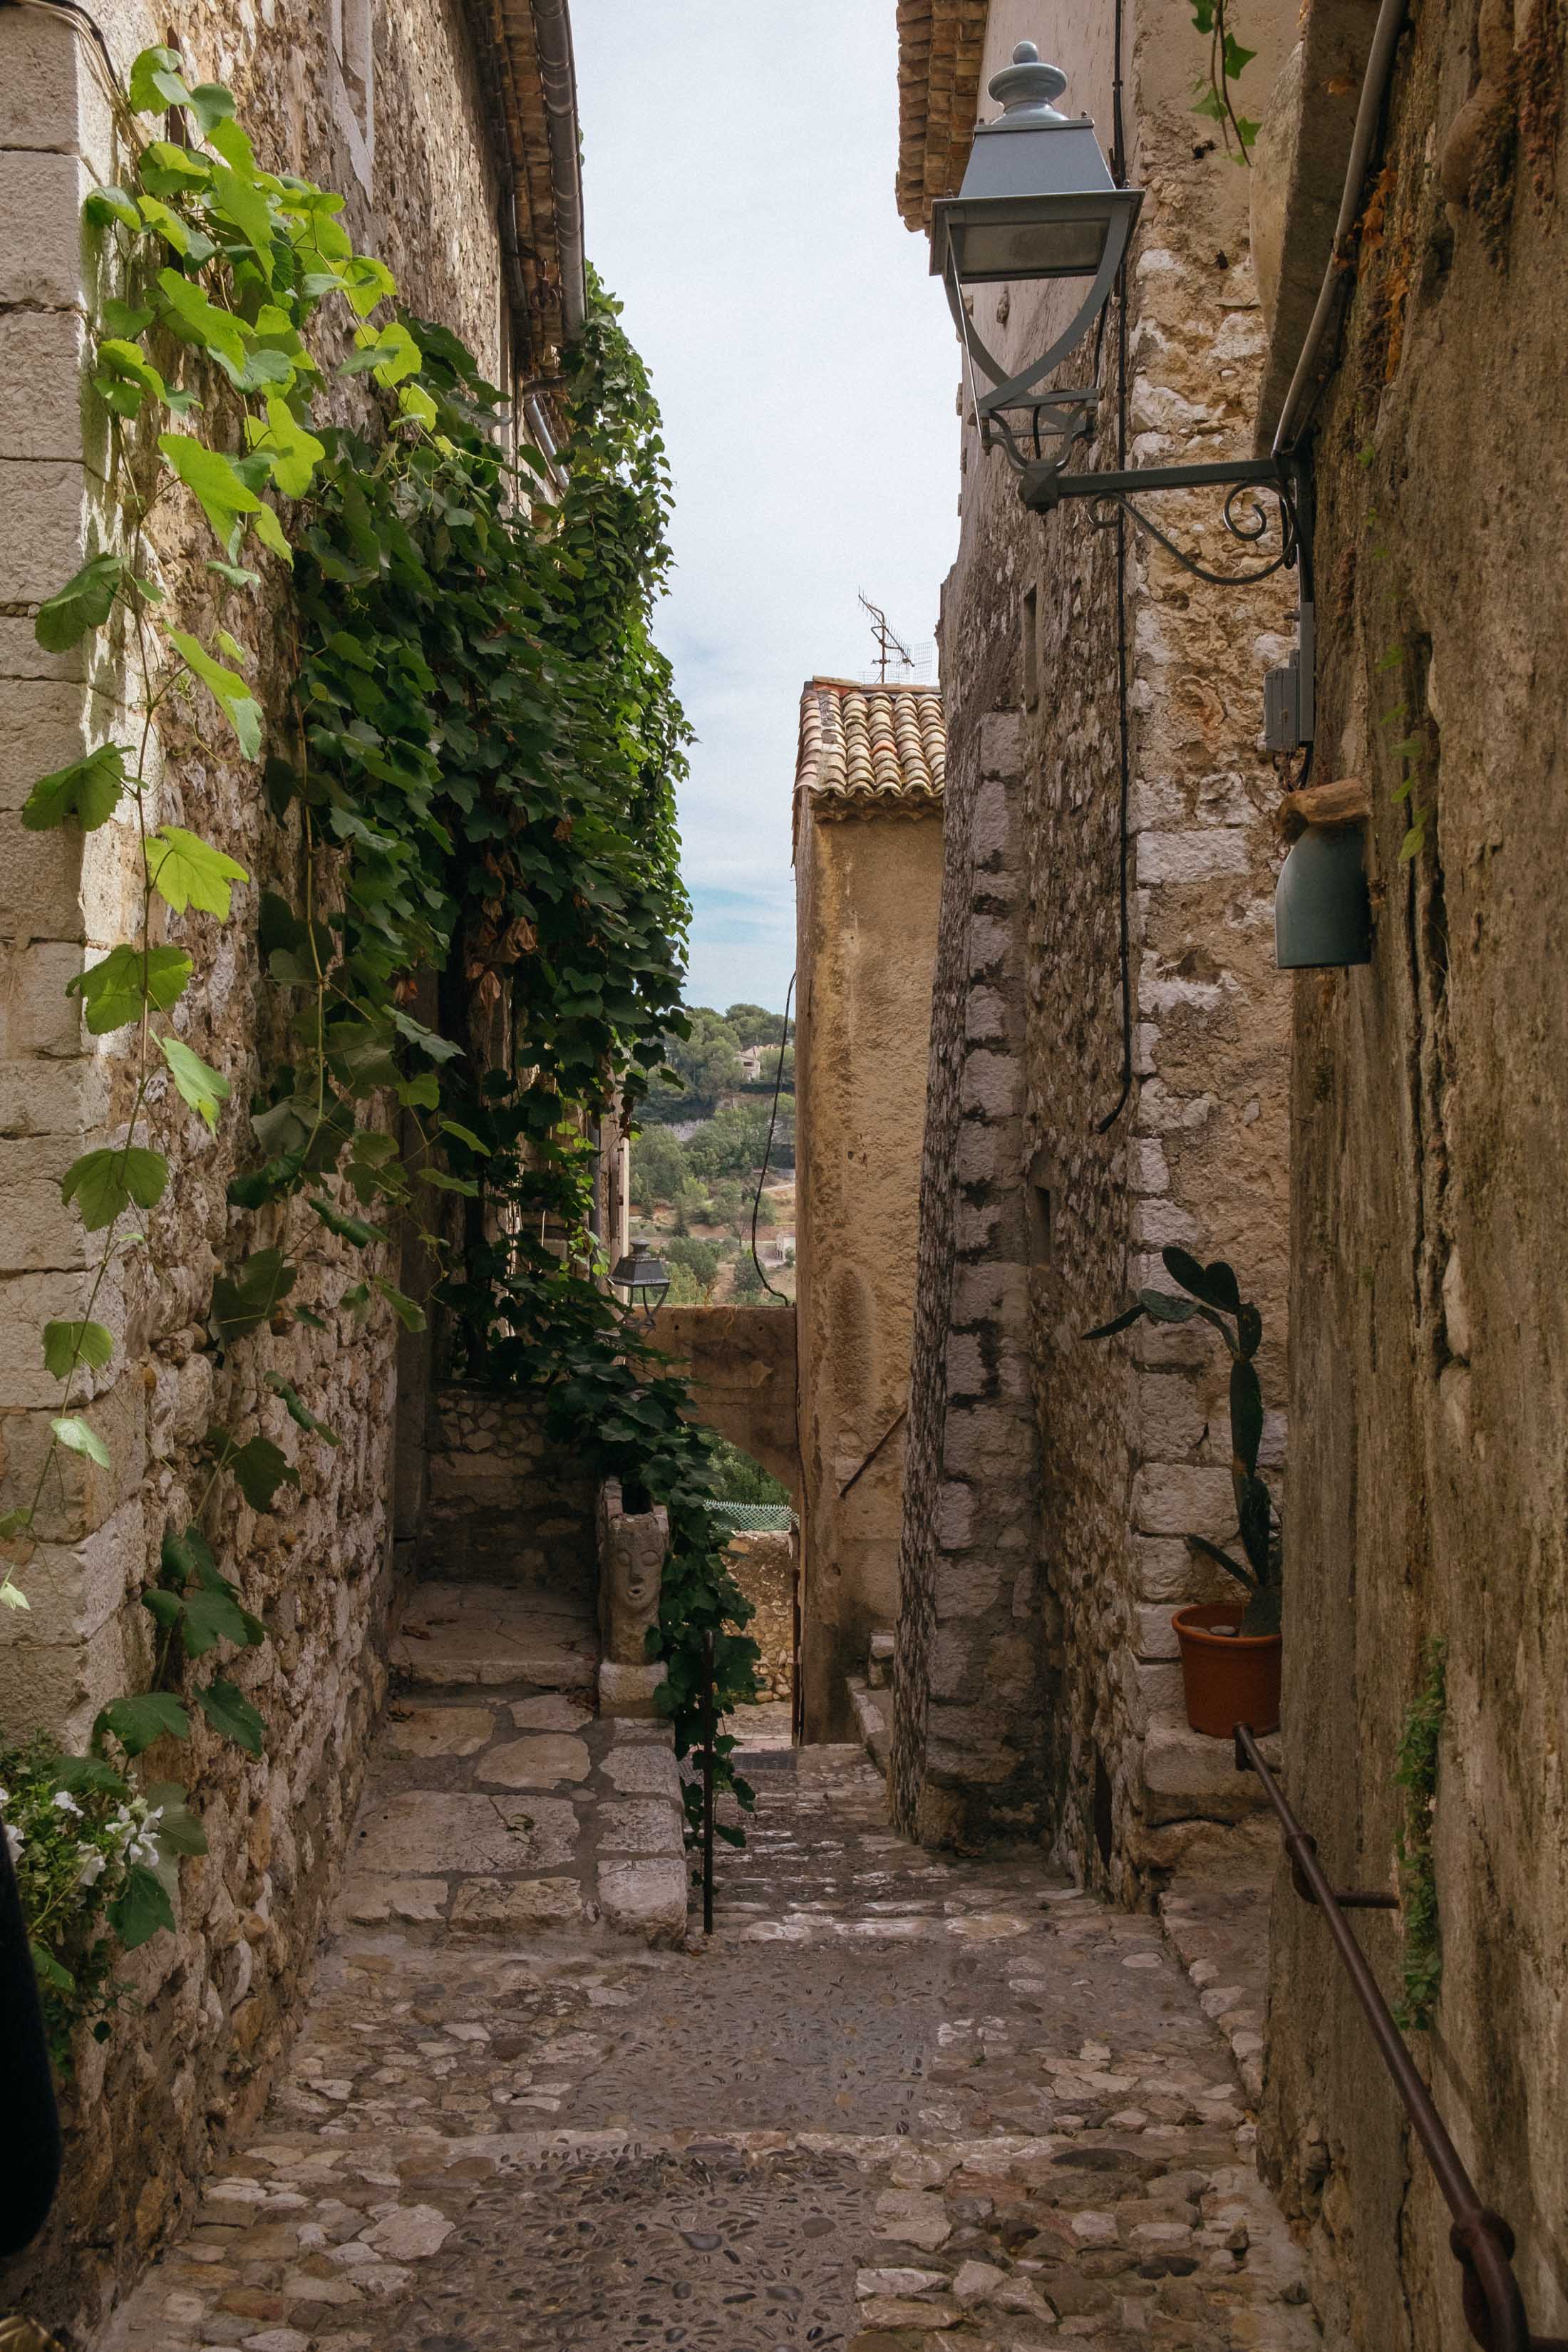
[165,630,263,760]
[35,553,123,651]
[211,1247,296,1339]
[61,1144,168,1229]
[96,1690,191,1756]
[1400,822,1426,862]
[1237,1472,1274,1579]
[160,1523,216,1586]
[0,1580,31,1611]
[127,43,192,110]
[373,1276,427,1332]
[187,80,237,134]
[338,252,397,317]
[1236,1301,1263,1358]
[177,1579,264,1657]
[1222,33,1257,76]
[389,1006,462,1062]
[84,185,142,232]
[209,1430,299,1512]
[438,1119,486,1152]
[248,501,293,565]
[341,320,422,386]
[1229,1356,1264,1475]
[246,397,324,498]
[109,1861,177,1949]
[147,824,249,918]
[154,270,249,378]
[208,163,276,274]
[1391,736,1423,760]
[135,194,193,255]
[158,431,262,544]
[51,1415,110,1468]
[68,944,192,1033]
[1162,1247,1242,1314]
[42,1319,114,1378]
[207,557,262,590]
[21,743,131,832]
[420,1168,480,1197]
[195,1677,264,1754]
[1137,1289,1197,1324]
[159,1033,230,1130]
[264,1370,340,1445]
[1242,1583,1281,1636]
[145,1782,208,1862]
[309,1195,384,1247]
[1190,1534,1259,1592]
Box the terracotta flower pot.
[1172,1602,1281,1739]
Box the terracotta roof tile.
[795,679,946,823]
[896,0,989,230]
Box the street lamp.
[939,38,1304,598]
[933,43,1142,476]
[612,1245,671,1329]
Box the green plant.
[0,1735,204,2070]
[1087,1244,1281,1635]
[1192,0,1259,163]
[6,42,756,2024]
[1393,1638,1446,2029]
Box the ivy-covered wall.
[0,3,513,2331]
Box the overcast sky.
[572,2,959,1015]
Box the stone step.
[1142,1716,1281,1824]
[391,1579,599,1693]
[849,1673,892,1774]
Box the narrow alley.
[108,1592,1316,2352]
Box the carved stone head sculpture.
[597,1479,670,1666]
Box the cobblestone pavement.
[107,1729,1320,2352]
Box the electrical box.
[1263,602,1315,751]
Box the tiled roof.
[896,0,989,230]
[795,679,947,822]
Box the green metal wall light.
[1274,826,1371,969]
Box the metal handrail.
[1235,1724,1568,2352]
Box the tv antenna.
[859,592,916,685]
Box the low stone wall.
[728,1529,795,1701]
[417,1386,596,1600]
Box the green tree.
[629,1126,689,1209]
[706,1436,790,1505]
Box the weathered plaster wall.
[1255,1,1568,2341]
[646,1304,799,1498]
[0,0,520,2331]
[795,795,942,1741]
[893,0,1295,1880]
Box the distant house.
[737,1045,765,1082]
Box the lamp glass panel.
[951,212,1108,283]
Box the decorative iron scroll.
[1085,475,1299,586]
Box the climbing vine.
[1192,0,1259,163]
[1392,1638,1446,2031]
[5,43,753,2045]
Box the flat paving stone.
[479,1733,593,1788]
[354,1790,579,1875]
[382,1704,496,1758]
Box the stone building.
[792,679,944,1740]
[889,0,1297,1879]
[1246,1,1568,2344]
[0,0,583,2327]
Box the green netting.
[699,1500,795,1532]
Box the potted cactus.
[1087,1247,1281,1738]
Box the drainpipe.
[532,0,586,344]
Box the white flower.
[0,1785,10,1809]
[4,1822,23,1866]
[51,1790,83,1817]
[77,1847,107,1887]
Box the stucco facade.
[0,0,580,2329]
[890,0,1297,1882]
[793,681,944,1741]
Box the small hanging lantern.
[612,1245,671,1329]
[1274,825,1372,969]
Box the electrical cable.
[1096,0,1135,1137]
[749,974,795,1302]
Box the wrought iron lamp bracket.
[1020,453,1304,589]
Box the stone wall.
[0,0,531,2331]
[728,1528,794,1703]
[417,1385,595,1599]
[892,0,1295,1883]
[646,1304,799,1498]
[795,774,943,1740]
[1252,1,1568,2341]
